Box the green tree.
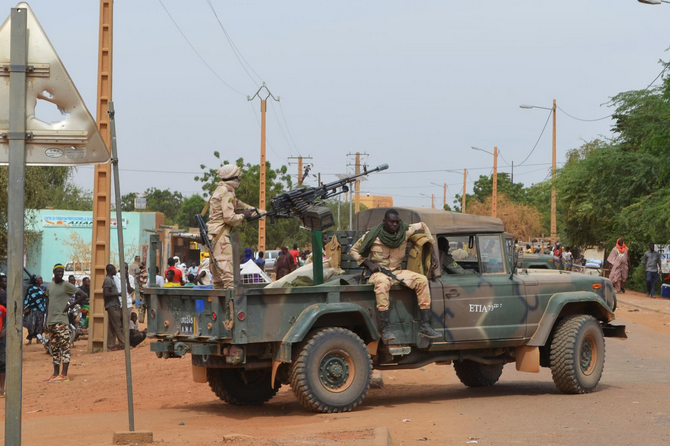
[143,188,184,224]
[175,194,207,230]
[118,192,137,212]
[556,58,669,291]
[0,166,93,259]
[452,173,526,211]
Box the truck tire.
[550,315,605,394]
[290,327,372,413]
[206,368,281,406]
[453,361,503,387]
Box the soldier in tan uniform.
[350,209,441,342]
[207,165,256,289]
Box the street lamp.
[519,100,557,241]
[420,193,435,209]
[471,146,498,217]
[430,182,447,208]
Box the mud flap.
[515,346,540,373]
[602,324,627,339]
[192,364,207,383]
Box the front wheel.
[550,315,605,394]
[290,327,372,413]
[207,368,280,406]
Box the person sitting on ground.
[128,312,147,348]
[350,209,441,343]
[163,270,182,287]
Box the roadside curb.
[617,298,670,315]
[373,427,392,446]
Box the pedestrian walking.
[275,246,295,280]
[607,238,630,293]
[642,243,662,298]
[23,275,47,345]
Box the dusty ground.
[0,290,669,445]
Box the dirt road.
[0,290,668,445]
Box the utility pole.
[347,152,368,215]
[492,147,498,218]
[431,194,435,209]
[288,155,312,186]
[551,99,557,242]
[248,85,279,253]
[462,168,467,214]
[89,0,114,353]
[442,183,447,208]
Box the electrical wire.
[499,149,509,167]
[205,0,264,86]
[556,106,613,122]
[157,0,245,96]
[516,108,552,167]
[647,64,669,89]
[268,101,298,156]
[277,101,302,156]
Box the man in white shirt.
[114,263,135,309]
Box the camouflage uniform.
[48,323,71,366]
[350,222,433,311]
[207,165,255,290]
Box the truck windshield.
[478,235,505,274]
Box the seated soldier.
[350,209,441,343]
[438,237,468,275]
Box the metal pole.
[551,99,557,241]
[511,161,514,185]
[354,153,361,213]
[108,102,135,431]
[462,168,467,214]
[492,147,498,217]
[337,193,341,229]
[348,188,353,231]
[6,7,27,444]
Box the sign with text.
[42,215,128,229]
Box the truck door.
[440,234,527,342]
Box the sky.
[4,0,671,208]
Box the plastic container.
[661,284,670,299]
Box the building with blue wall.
[25,209,162,280]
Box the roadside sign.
[655,244,670,274]
[0,2,109,165]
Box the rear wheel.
[207,368,280,406]
[290,327,372,413]
[550,315,605,394]
[453,361,503,387]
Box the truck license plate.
[180,316,196,335]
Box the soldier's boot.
[377,310,396,343]
[419,309,442,339]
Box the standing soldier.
[207,165,257,289]
[350,209,441,343]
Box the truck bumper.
[150,341,220,357]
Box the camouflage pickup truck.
[147,207,626,413]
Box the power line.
[157,0,245,96]
[277,101,302,156]
[557,106,613,122]
[516,108,553,167]
[647,64,669,89]
[204,0,264,86]
[268,101,299,156]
